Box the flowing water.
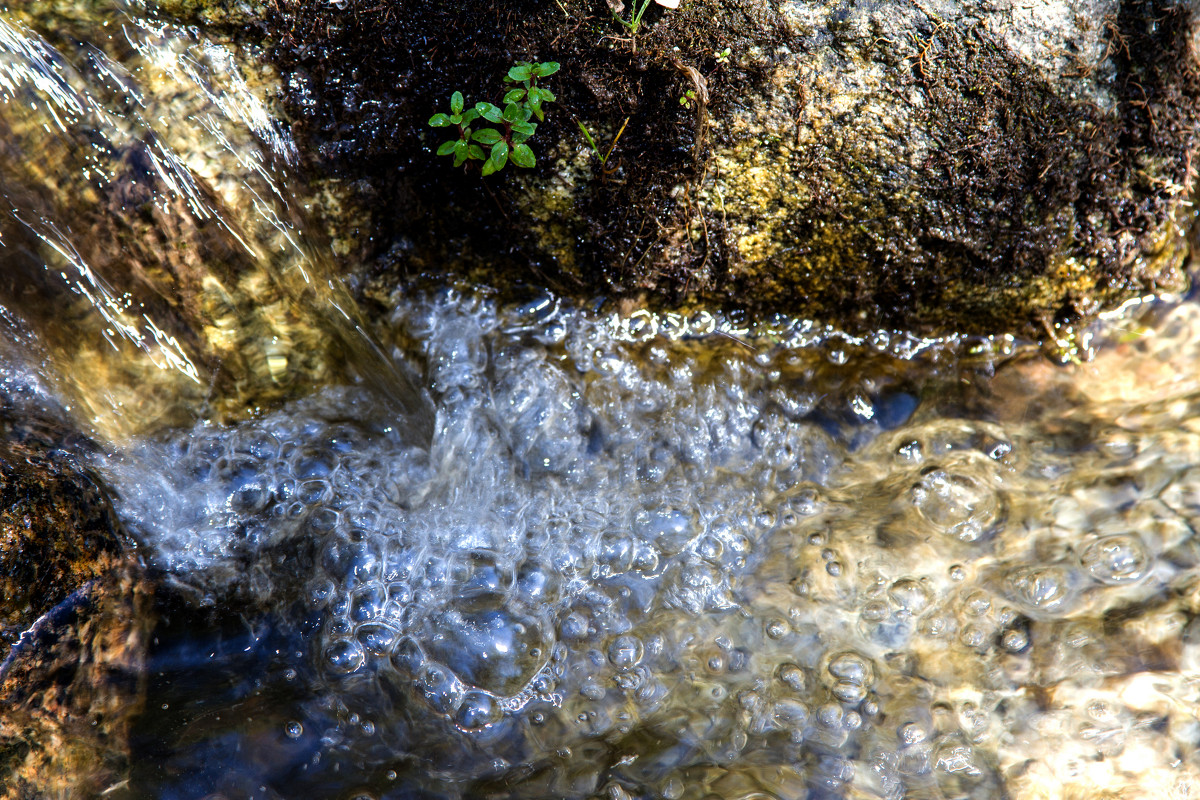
[3,3,1200,799]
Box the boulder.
[203,0,1200,337]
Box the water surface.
[1,4,1199,800]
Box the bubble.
[1001,628,1029,652]
[325,638,366,675]
[765,618,790,639]
[1004,564,1076,616]
[455,690,503,731]
[415,663,461,713]
[1080,534,1148,584]
[350,586,386,623]
[356,622,399,655]
[861,601,889,622]
[910,467,1004,542]
[424,604,548,696]
[827,652,872,705]
[959,625,988,649]
[608,635,644,669]
[390,636,425,676]
[817,703,843,728]
[963,590,991,616]
[284,721,303,739]
[889,578,932,613]
[637,508,694,555]
[777,663,807,693]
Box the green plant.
[611,0,678,47]
[575,116,629,171]
[679,89,697,108]
[428,61,559,176]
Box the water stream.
[2,3,1200,799]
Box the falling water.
[1,3,1199,800]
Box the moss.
[162,0,1199,337]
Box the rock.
[0,392,152,798]
[197,0,1199,337]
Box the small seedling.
[611,0,679,47]
[429,61,559,175]
[715,47,731,65]
[576,116,630,171]
[679,89,697,109]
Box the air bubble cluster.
[95,288,1200,798]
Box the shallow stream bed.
[1,3,1199,799]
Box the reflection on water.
[2,3,1200,800]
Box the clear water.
[2,4,1200,800]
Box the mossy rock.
[173,0,1199,338]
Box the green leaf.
[535,87,556,104]
[528,95,544,122]
[452,140,468,166]
[460,108,480,124]
[533,62,560,77]
[575,120,599,154]
[507,63,533,82]
[511,121,536,136]
[476,102,504,123]
[510,142,535,168]
[512,131,531,145]
[449,113,461,125]
[481,157,500,176]
[467,144,486,161]
[436,140,457,156]
[451,91,464,116]
[503,102,530,123]
[472,128,502,145]
[429,113,452,127]
[503,88,527,104]
[491,140,510,170]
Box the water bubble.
[959,624,988,649]
[455,689,502,731]
[765,618,790,639]
[817,703,843,728]
[827,652,872,704]
[637,508,694,555]
[777,663,807,693]
[325,638,366,675]
[284,721,303,739]
[356,622,399,655]
[1001,628,1030,652]
[416,663,461,713]
[889,578,932,613]
[608,635,644,669]
[424,605,548,696]
[1080,534,1148,584]
[910,467,1004,542]
[963,590,991,616]
[1004,564,1076,616]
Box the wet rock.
[0,401,152,798]
[167,0,1200,337]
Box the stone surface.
[215,0,1199,337]
[0,394,151,798]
